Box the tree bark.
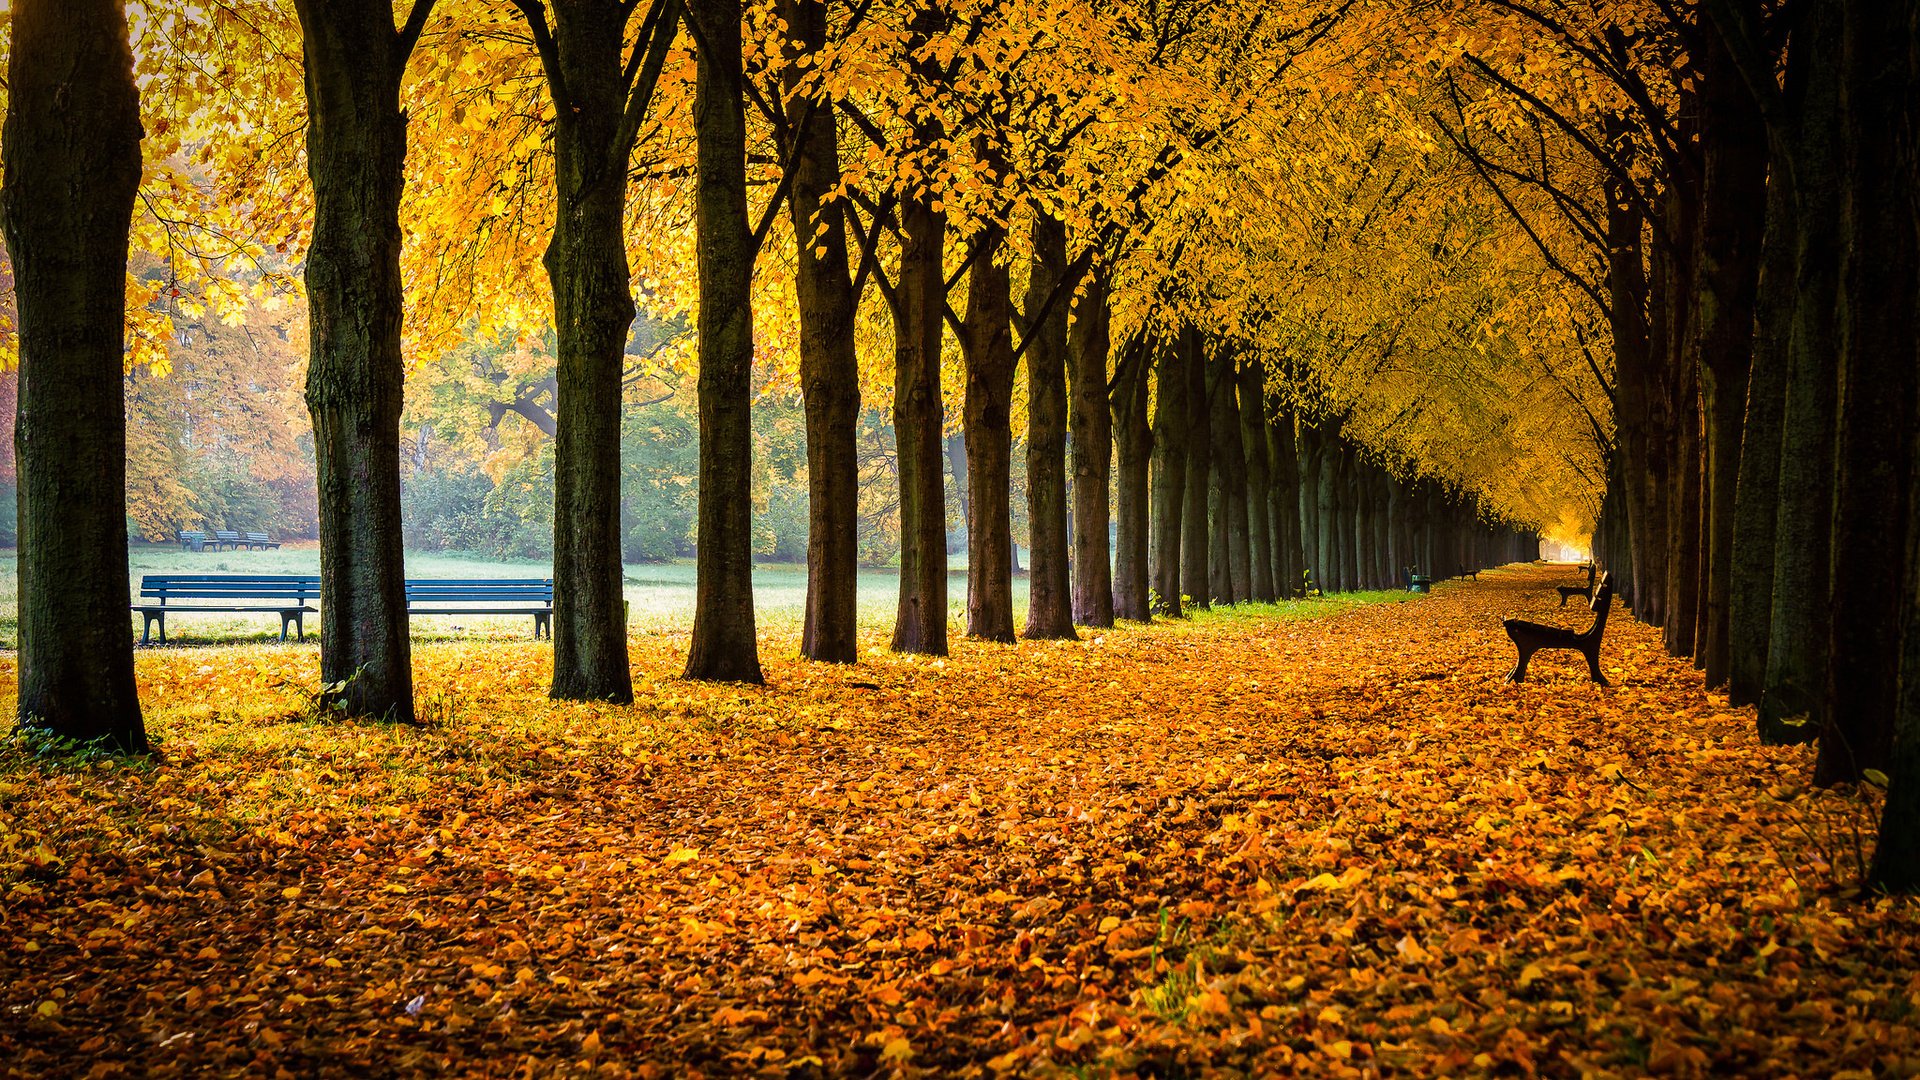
[783,0,860,663]
[1729,160,1792,705]
[3,0,147,749]
[890,191,949,654]
[1110,335,1154,621]
[1758,6,1843,744]
[1149,329,1187,616]
[1298,421,1323,593]
[1022,213,1076,639]
[684,0,763,682]
[1816,0,1916,785]
[1180,326,1211,610]
[531,0,657,703]
[1864,0,1920,891]
[1210,349,1249,602]
[294,0,429,722]
[960,216,1016,642]
[1691,24,1770,689]
[1269,406,1304,599]
[1239,359,1276,602]
[1068,266,1114,626]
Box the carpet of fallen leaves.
[2,564,1917,1078]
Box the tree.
[780,0,862,663]
[683,0,763,682]
[1,0,147,750]
[1023,212,1077,639]
[293,0,438,722]
[510,0,680,703]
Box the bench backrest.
[180,530,206,540]
[1586,573,1614,638]
[214,530,242,540]
[140,574,321,603]
[245,532,273,541]
[405,578,553,605]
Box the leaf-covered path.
[2,564,1915,1077]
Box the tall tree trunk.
[532,0,662,703]
[1298,421,1323,593]
[1022,213,1076,639]
[3,0,147,749]
[1692,24,1770,689]
[1110,336,1154,621]
[1068,266,1114,626]
[1816,0,1917,785]
[1149,330,1187,616]
[1759,7,1843,744]
[684,0,763,681]
[1316,429,1340,592]
[1180,327,1211,609]
[1864,0,1920,890]
[890,192,949,654]
[783,0,860,663]
[1210,350,1249,601]
[294,0,430,721]
[1729,155,1794,705]
[1239,360,1276,602]
[960,217,1016,642]
[1269,406,1304,599]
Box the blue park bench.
[404,578,554,639]
[135,574,320,643]
[134,574,555,644]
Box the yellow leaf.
[664,847,700,866]
[879,1037,913,1063]
[1519,962,1545,989]
[282,886,302,899]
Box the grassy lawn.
[0,543,1425,649]
[0,544,1032,647]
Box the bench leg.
[534,612,551,639]
[1584,644,1609,686]
[155,612,166,646]
[1507,644,1533,683]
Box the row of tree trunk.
[1578,0,1918,890]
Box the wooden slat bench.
[212,530,245,551]
[1556,563,1597,607]
[243,532,282,550]
[1504,572,1613,686]
[179,530,209,552]
[134,574,320,644]
[405,579,553,638]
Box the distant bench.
[176,530,281,552]
[1504,572,1613,685]
[1556,563,1596,607]
[135,574,554,644]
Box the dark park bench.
[1556,563,1597,607]
[178,530,209,552]
[243,532,282,550]
[1504,572,1614,686]
[134,575,556,644]
[1404,566,1433,593]
[212,530,245,550]
[405,579,554,638]
[1457,566,1480,581]
[134,574,320,644]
